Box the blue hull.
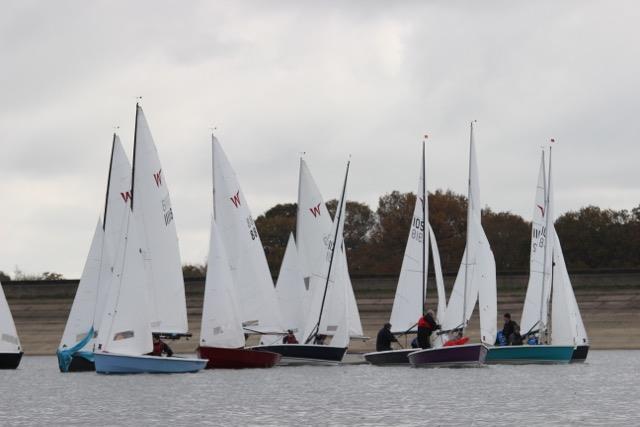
[94,352,207,374]
[485,345,574,365]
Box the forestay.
[0,281,21,354]
[200,218,245,349]
[132,106,188,335]
[211,136,284,334]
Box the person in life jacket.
[148,335,174,357]
[282,330,299,344]
[502,313,522,345]
[443,331,469,347]
[417,310,440,349]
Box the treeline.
[256,190,640,276]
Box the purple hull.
[408,344,487,368]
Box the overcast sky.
[1,1,639,278]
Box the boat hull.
[197,346,281,369]
[252,344,347,366]
[62,354,96,372]
[364,348,415,365]
[408,344,487,368]
[571,345,589,363]
[0,352,23,369]
[94,352,207,374]
[485,345,573,365]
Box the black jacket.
[376,327,397,352]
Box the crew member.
[376,322,398,352]
[502,313,521,345]
[148,335,173,357]
[417,310,440,349]
[282,329,299,344]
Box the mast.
[130,103,140,212]
[539,145,553,343]
[461,121,474,330]
[421,139,427,313]
[211,134,216,221]
[102,134,117,230]
[305,160,350,343]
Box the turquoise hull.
[485,345,574,365]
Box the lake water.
[0,350,638,426]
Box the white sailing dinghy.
[57,135,131,372]
[294,158,364,340]
[0,280,22,369]
[409,121,497,367]
[256,161,353,365]
[197,135,281,369]
[93,104,206,374]
[486,149,574,364]
[364,141,448,365]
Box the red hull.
[197,346,281,369]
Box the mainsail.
[441,122,497,345]
[296,159,364,338]
[132,105,188,335]
[199,217,246,349]
[211,136,284,334]
[0,281,21,354]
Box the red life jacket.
[151,341,163,355]
[417,316,428,328]
[443,336,470,347]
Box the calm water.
[0,351,638,426]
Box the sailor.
[417,310,440,349]
[282,329,299,344]
[149,335,174,357]
[502,313,521,345]
[375,322,398,352]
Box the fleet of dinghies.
[0,106,590,371]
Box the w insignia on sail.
[153,169,163,187]
[120,191,132,203]
[230,190,241,208]
[309,203,321,217]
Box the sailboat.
[57,134,131,372]
[485,148,574,364]
[364,140,448,365]
[196,135,281,369]
[255,161,352,365]
[409,121,497,367]
[93,104,206,374]
[295,159,364,340]
[0,281,22,369]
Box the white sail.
[296,158,363,337]
[429,226,447,322]
[59,135,132,352]
[96,208,153,356]
[200,217,246,349]
[211,136,283,334]
[442,123,497,345]
[390,151,429,334]
[132,106,188,334]
[59,220,106,349]
[521,151,552,336]
[0,281,21,354]
[275,234,308,341]
[302,162,350,343]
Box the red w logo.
[120,191,132,203]
[230,190,241,208]
[537,204,545,217]
[309,203,321,217]
[153,169,162,187]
